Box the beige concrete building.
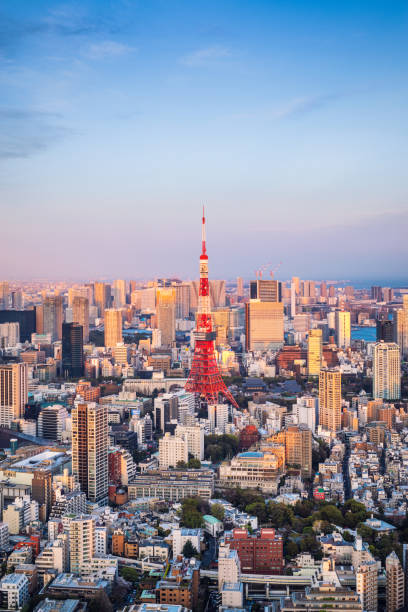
[319,369,342,433]
[104,308,122,348]
[159,433,188,468]
[156,288,176,347]
[0,362,28,427]
[386,551,404,612]
[373,342,400,400]
[245,301,284,351]
[307,328,323,376]
[72,296,89,343]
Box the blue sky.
[1,0,407,281]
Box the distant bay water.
[351,326,377,342]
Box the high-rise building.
[213,308,231,347]
[72,296,89,343]
[32,470,52,522]
[0,322,20,348]
[250,279,281,302]
[356,561,378,612]
[395,296,408,358]
[319,369,342,432]
[290,282,296,317]
[159,432,188,468]
[72,403,108,503]
[37,404,68,441]
[0,363,28,426]
[245,301,284,351]
[386,551,404,612]
[175,424,205,460]
[335,310,351,349]
[175,283,191,319]
[43,296,63,342]
[320,281,327,299]
[62,322,84,378]
[371,286,382,301]
[0,309,35,342]
[113,279,126,308]
[0,283,9,309]
[104,309,122,348]
[156,288,176,346]
[377,319,395,343]
[307,329,323,376]
[373,342,401,400]
[237,277,244,299]
[94,282,111,317]
[70,515,95,574]
[208,403,229,433]
[274,424,312,478]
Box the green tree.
[246,501,268,524]
[182,539,199,558]
[320,504,344,526]
[285,540,299,559]
[188,457,201,469]
[210,503,225,521]
[176,460,187,469]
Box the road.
[201,535,217,569]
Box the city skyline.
[1,0,408,280]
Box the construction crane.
[255,262,283,280]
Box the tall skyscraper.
[0,282,9,310]
[395,295,408,358]
[371,286,382,301]
[70,515,95,574]
[250,279,281,302]
[356,561,378,612]
[113,279,126,308]
[319,369,342,432]
[291,277,300,295]
[156,288,176,346]
[274,424,312,478]
[373,342,401,400]
[335,310,351,349]
[94,282,111,317]
[320,281,327,299]
[386,551,404,612]
[62,322,84,379]
[175,283,191,319]
[377,319,395,343]
[43,295,63,342]
[237,277,244,299]
[290,282,296,317]
[0,363,28,426]
[307,329,323,376]
[104,309,123,348]
[245,301,284,351]
[72,402,108,503]
[72,296,89,343]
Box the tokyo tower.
[185,209,239,408]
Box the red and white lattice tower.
[185,209,239,408]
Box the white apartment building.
[94,526,108,555]
[175,424,205,460]
[0,573,29,610]
[0,522,9,550]
[218,545,241,590]
[69,515,95,574]
[208,403,229,434]
[159,433,188,469]
[172,527,201,559]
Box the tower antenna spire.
[201,205,206,256]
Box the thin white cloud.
[84,40,134,60]
[180,45,232,67]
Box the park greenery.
[204,434,239,463]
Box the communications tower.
[185,210,239,408]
